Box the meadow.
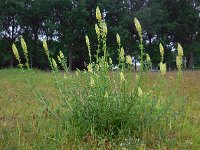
[0,7,200,150]
[0,69,200,149]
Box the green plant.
[12,6,186,149]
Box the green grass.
[0,69,200,149]
[2,8,200,149]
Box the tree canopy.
[0,0,200,69]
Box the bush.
[12,7,186,149]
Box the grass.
[1,7,200,149]
[0,69,200,149]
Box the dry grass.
[0,69,200,149]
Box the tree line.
[0,0,200,70]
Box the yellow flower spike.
[87,64,93,73]
[59,51,64,59]
[85,35,91,62]
[120,72,125,82]
[102,22,107,35]
[57,55,61,63]
[138,87,143,97]
[121,47,124,55]
[90,77,95,87]
[43,40,49,56]
[12,43,20,62]
[109,57,112,65]
[20,37,28,54]
[177,43,183,57]
[95,24,100,38]
[126,55,132,65]
[52,58,58,69]
[85,35,90,47]
[134,18,142,36]
[146,54,151,62]
[162,63,166,75]
[176,56,182,70]
[116,33,121,45]
[76,69,80,75]
[119,47,125,60]
[160,62,166,75]
[96,6,102,21]
[159,43,164,58]
[75,70,79,76]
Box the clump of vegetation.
[11,7,187,149]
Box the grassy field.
[0,69,200,149]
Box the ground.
[0,69,200,149]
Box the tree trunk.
[187,50,193,69]
[69,49,72,71]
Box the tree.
[163,0,200,69]
[0,0,24,67]
[0,0,200,69]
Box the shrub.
[12,7,186,149]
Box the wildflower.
[120,72,125,82]
[85,35,90,47]
[176,56,182,70]
[57,55,61,63]
[177,43,183,57]
[59,51,64,59]
[96,6,102,21]
[52,58,57,69]
[85,35,91,61]
[43,40,49,56]
[146,54,151,62]
[160,62,166,75]
[75,70,79,76]
[126,55,132,65]
[87,64,93,73]
[20,37,28,54]
[138,87,143,97]
[76,69,80,75]
[90,77,95,87]
[102,22,107,35]
[119,47,125,60]
[159,43,164,58]
[116,33,121,45]
[109,57,112,65]
[12,43,20,62]
[134,18,142,37]
[95,24,100,39]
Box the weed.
[10,7,189,149]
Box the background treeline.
[0,0,200,70]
